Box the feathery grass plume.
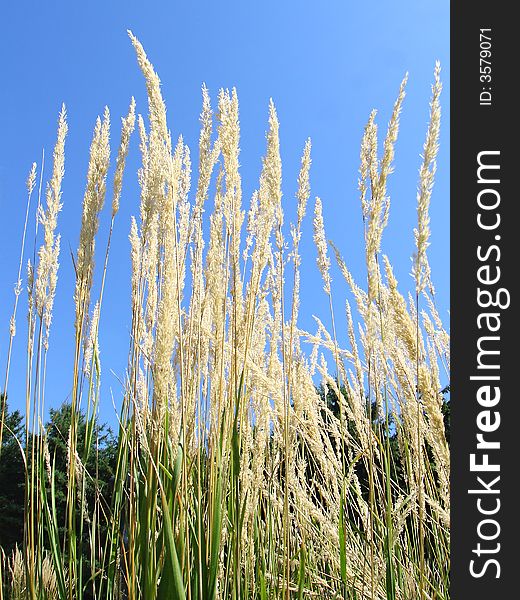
[26,260,34,332]
[152,138,184,418]
[413,62,442,295]
[243,99,282,374]
[313,197,331,295]
[294,139,311,242]
[142,211,159,360]
[27,161,38,192]
[286,139,312,349]
[112,97,136,216]
[263,100,282,217]
[425,293,450,371]
[286,139,311,423]
[177,142,192,289]
[330,240,368,320]
[128,30,170,149]
[361,78,406,313]
[94,99,136,381]
[195,84,221,210]
[83,301,100,377]
[363,75,407,256]
[42,236,60,350]
[136,113,154,233]
[379,74,407,231]
[243,190,259,267]
[40,553,59,598]
[359,110,377,223]
[186,88,220,364]
[268,102,285,257]
[187,86,220,356]
[8,547,25,599]
[34,106,67,322]
[128,30,179,418]
[383,256,420,367]
[129,216,141,311]
[253,100,282,270]
[75,107,111,328]
[218,88,245,361]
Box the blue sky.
[0,1,449,424]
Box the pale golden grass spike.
[383,254,420,364]
[242,98,282,370]
[75,107,111,332]
[196,84,220,208]
[359,109,377,222]
[329,240,368,319]
[83,301,100,377]
[414,61,442,294]
[313,197,331,295]
[43,234,60,349]
[34,105,67,321]
[27,161,37,195]
[112,97,136,216]
[128,30,169,147]
[287,139,312,379]
[379,74,407,232]
[295,138,311,233]
[152,138,184,419]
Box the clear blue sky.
[0,1,449,424]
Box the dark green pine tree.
[44,402,118,540]
[0,396,26,554]
[0,399,118,567]
[44,403,118,600]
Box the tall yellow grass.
[0,33,449,600]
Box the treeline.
[1,386,450,598]
[1,385,450,556]
[0,397,117,557]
